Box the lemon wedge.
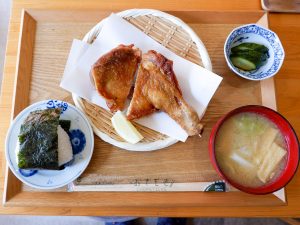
[111,111,144,144]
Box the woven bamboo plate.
[72,9,212,151]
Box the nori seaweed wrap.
[59,120,71,133]
[18,108,61,170]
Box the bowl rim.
[223,23,285,81]
[209,105,299,195]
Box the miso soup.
[215,112,287,188]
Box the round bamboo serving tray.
[72,9,212,151]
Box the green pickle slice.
[231,43,269,54]
[229,42,269,71]
[230,56,256,71]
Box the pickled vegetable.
[230,42,269,71]
[231,43,268,54]
[230,56,256,71]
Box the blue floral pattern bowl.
[5,100,94,189]
[224,24,285,80]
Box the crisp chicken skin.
[127,50,203,136]
[91,44,141,112]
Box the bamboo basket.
[72,9,212,151]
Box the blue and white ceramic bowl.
[5,100,94,189]
[224,24,285,80]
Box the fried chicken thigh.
[91,44,141,112]
[127,50,203,136]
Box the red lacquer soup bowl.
[209,105,299,195]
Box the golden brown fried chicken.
[91,44,141,112]
[127,50,203,136]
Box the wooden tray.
[3,9,285,207]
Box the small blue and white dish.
[5,100,94,189]
[224,24,285,80]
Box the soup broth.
[215,112,287,188]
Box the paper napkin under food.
[60,13,222,142]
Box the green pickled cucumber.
[233,50,267,66]
[229,43,269,71]
[230,56,256,71]
[231,43,269,54]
